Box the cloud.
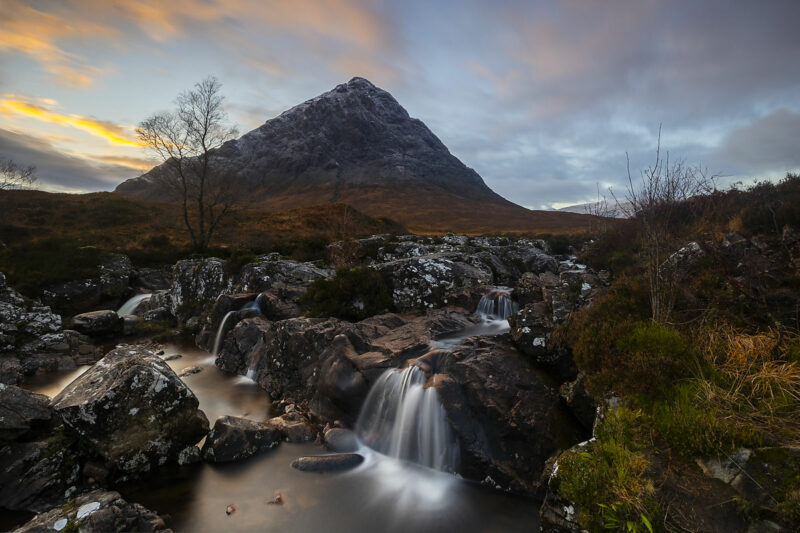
[0,99,141,146]
[0,1,114,86]
[0,128,139,192]
[716,109,800,175]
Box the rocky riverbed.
[1,234,607,532]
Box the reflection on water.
[122,443,539,533]
[20,339,539,533]
[22,342,271,424]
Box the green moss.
[558,407,658,532]
[301,266,393,321]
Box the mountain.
[115,77,590,233]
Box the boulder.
[14,489,170,533]
[324,428,359,453]
[433,335,585,493]
[0,384,53,442]
[168,258,231,321]
[51,346,209,479]
[377,254,493,311]
[0,273,64,356]
[291,453,364,473]
[559,373,596,431]
[201,416,281,462]
[0,430,81,512]
[71,310,122,337]
[194,293,258,352]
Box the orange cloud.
[80,153,154,171]
[0,99,142,147]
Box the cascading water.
[212,311,237,357]
[356,366,458,473]
[476,290,518,320]
[116,293,152,317]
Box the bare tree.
[0,158,37,190]
[136,76,239,252]
[615,127,715,323]
[585,182,613,234]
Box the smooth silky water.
[21,294,540,532]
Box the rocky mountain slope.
[115,77,590,233]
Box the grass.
[558,407,658,532]
[0,190,404,297]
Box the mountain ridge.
[115,77,591,233]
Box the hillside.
[115,77,591,234]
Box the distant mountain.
[558,200,631,218]
[115,77,591,233]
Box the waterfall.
[212,311,237,357]
[116,293,152,317]
[476,290,518,320]
[356,366,458,472]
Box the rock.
[290,453,364,473]
[434,335,585,493]
[13,489,170,533]
[559,373,596,431]
[163,353,182,361]
[237,255,331,296]
[51,345,209,479]
[133,267,172,291]
[194,293,259,352]
[377,254,493,312]
[41,254,133,316]
[121,314,138,335]
[508,303,551,361]
[782,225,799,246]
[177,445,202,465]
[311,335,368,424]
[177,366,202,377]
[538,444,585,533]
[0,430,81,512]
[661,241,706,283]
[201,416,281,462]
[696,448,753,484]
[0,384,53,442]
[513,273,544,307]
[0,273,64,356]
[168,258,232,321]
[324,428,359,453]
[0,356,22,385]
[70,310,122,337]
[268,414,316,443]
[730,447,800,517]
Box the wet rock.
[434,334,585,493]
[70,310,122,337]
[508,303,551,361]
[0,384,53,442]
[324,428,359,453]
[310,335,368,424]
[0,356,22,385]
[177,366,202,377]
[290,453,364,473]
[195,293,259,352]
[51,345,209,479]
[269,414,316,443]
[14,489,170,533]
[201,416,281,462]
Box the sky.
[1,0,799,209]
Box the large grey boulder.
[51,346,209,479]
[168,258,231,321]
[0,272,64,356]
[13,489,170,533]
[201,416,281,463]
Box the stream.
[22,294,541,532]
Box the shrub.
[223,248,257,276]
[558,407,657,532]
[301,266,393,321]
